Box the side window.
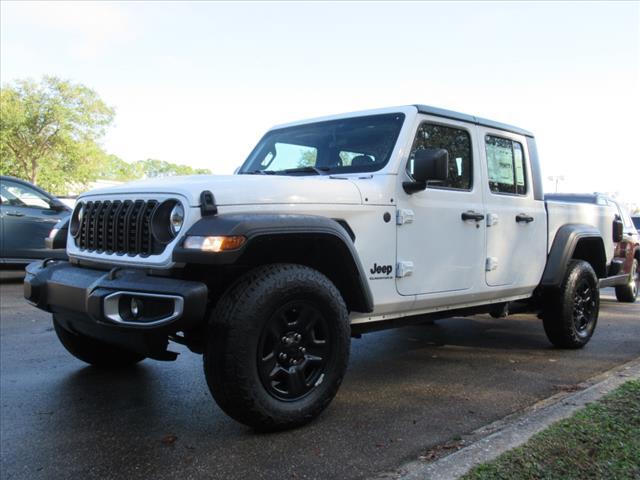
[407,123,472,190]
[0,180,52,209]
[485,135,527,195]
[623,211,634,231]
[615,203,634,230]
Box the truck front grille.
[75,200,162,256]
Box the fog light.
[130,298,142,318]
[183,235,246,252]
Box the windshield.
[239,113,405,175]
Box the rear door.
[478,129,547,288]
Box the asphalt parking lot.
[1,271,639,480]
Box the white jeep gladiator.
[25,105,627,430]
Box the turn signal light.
[183,235,246,252]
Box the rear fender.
[541,224,607,287]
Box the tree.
[131,158,210,178]
[99,154,137,181]
[0,76,114,193]
[298,149,317,167]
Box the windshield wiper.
[276,166,331,175]
[243,169,276,175]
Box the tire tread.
[542,260,599,349]
[53,316,145,368]
[204,263,350,431]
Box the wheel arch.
[173,214,373,313]
[541,224,607,287]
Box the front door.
[479,129,547,288]
[0,179,65,260]
[396,118,485,297]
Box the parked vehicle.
[24,105,625,430]
[546,193,639,302]
[0,176,70,265]
[57,196,78,209]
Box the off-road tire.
[53,315,145,367]
[615,258,638,303]
[489,302,509,319]
[542,260,599,349]
[204,263,350,431]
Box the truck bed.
[546,199,616,263]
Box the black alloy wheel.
[257,300,331,401]
[572,279,597,337]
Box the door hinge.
[396,261,414,278]
[396,209,414,225]
[485,257,499,272]
[486,213,499,227]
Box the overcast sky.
[1,1,639,203]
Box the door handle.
[516,213,534,223]
[6,211,25,217]
[461,211,485,222]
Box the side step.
[599,274,628,288]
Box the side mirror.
[613,216,624,243]
[403,148,449,194]
[50,203,68,212]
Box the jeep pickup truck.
[25,105,623,430]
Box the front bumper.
[24,261,208,356]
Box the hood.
[81,174,363,207]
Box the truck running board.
[599,274,629,288]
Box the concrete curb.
[376,356,640,480]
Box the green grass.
[462,380,640,480]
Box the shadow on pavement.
[0,268,25,283]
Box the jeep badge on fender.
[370,263,393,278]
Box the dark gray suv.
[0,176,70,265]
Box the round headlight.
[169,203,184,235]
[70,202,84,237]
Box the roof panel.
[415,104,534,137]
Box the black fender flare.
[173,214,373,312]
[45,217,69,250]
[541,223,607,287]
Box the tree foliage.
[98,156,210,181]
[0,76,114,193]
[131,158,211,178]
[1,77,211,194]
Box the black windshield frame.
[239,113,405,175]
